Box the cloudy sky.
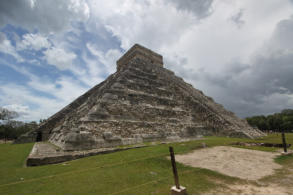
[0,0,293,121]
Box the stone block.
[141,133,162,142]
[107,136,122,142]
[122,138,143,145]
[62,131,96,151]
[166,136,181,142]
[103,132,113,140]
[171,186,187,195]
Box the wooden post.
[169,146,187,195]
[169,146,180,189]
[281,130,287,153]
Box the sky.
[1,0,293,122]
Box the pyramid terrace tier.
[49,120,214,151]
[83,100,192,123]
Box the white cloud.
[88,0,197,50]
[17,33,51,51]
[2,104,29,117]
[86,43,121,74]
[27,76,88,103]
[0,74,89,121]
[168,0,214,19]
[0,84,61,121]
[43,47,77,70]
[87,0,292,74]
[0,54,90,121]
[77,54,106,87]
[0,0,90,34]
[229,8,245,28]
[0,32,23,62]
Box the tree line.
[246,109,293,132]
[0,107,40,141]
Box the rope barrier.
[110,168,197,195]
[0,152,170,188]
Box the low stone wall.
[26,137,203,166]
[26,142,147,166]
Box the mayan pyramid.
[16,44,265,150]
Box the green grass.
[254,132,293,145]
[0,134,292,194]
[230,133,293,152]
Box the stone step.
[110,85,171,100]
[98,99,185,111]
[86,101,191,123]
[127,59,159,72]
[127,66,158,80]
[80,118,202,128]
[79,119,208,139]
[105,88,173,100]
[87,115,190,124]
[103,89,179,107]
[117,75,164,89]
[119,82,174,98]
[123,71,165,87]
[116,77,175,97]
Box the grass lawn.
[0,133,292,194]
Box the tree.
[0,107,40,142]
[246,109,293,132]
[0,107,19,142]
[281,109,293,115]
[246,115,268,130]
[258,118,268,130]
[0,107,19,121]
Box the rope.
[110,168,197,195]
[0,152,170,188]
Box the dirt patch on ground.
[175,146,281,180]
[208,183,290,195]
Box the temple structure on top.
[117,44,163,71]
[16,43,265,152]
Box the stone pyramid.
[17,44,265,150]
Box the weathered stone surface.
[117,44,163,71]
[26,142,147,166]
[17,43,265,151]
